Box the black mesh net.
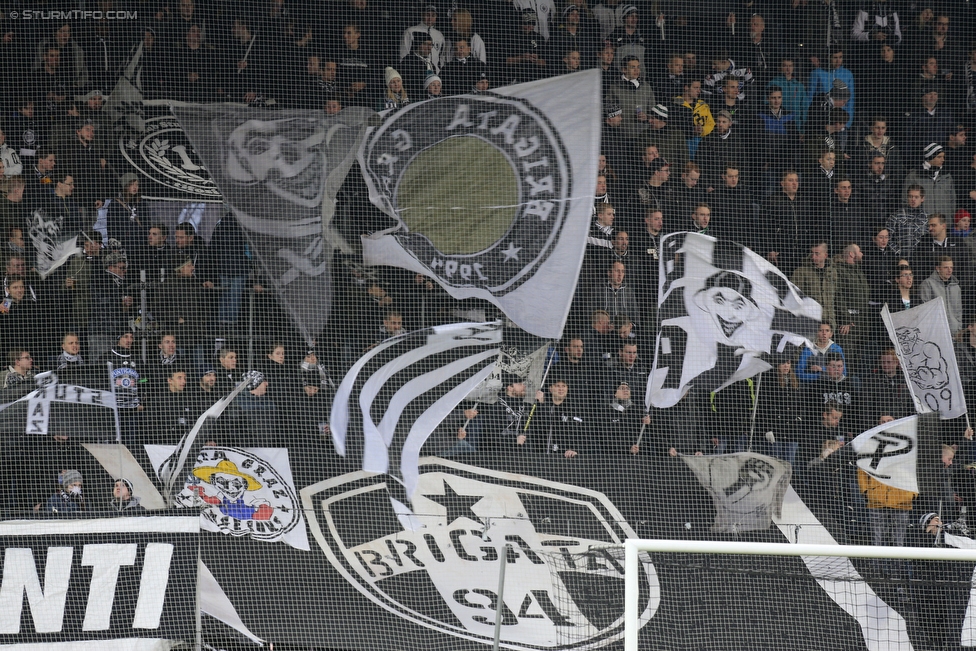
[2,0,976,648]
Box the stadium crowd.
[3,0,976,564]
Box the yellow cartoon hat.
[192,460,262,491]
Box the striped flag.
[330,322,504,500]
[648,233,822,409]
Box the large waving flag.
[330,322,503,501]
[175,104,374,345]
[358,70,601,339]
[880,299,967,419]
[648,233,822,408]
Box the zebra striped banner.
[330,322,503,500]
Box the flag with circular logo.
[359,70,600,339]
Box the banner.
[118,105,223,202]
[849,416,919,494]
[0,516,198,647]
[881,300,967,419]
[0,370,117,438]
[175,104,374,344]
[648,233,822,409]
[681,452,792,532]
[359,70,600,339]
[146,445,309,551]
[0,429,929,651]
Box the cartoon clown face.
[694,271,759,339]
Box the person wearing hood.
[110,478,146,512]
[46,469,85,513]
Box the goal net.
[561,538,976,651]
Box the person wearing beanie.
[46,469,85,513]
[110,477,146,512]
[907,80,955,157]
[380,67,409,111]
[907,509,974,650]
[61,118,113,213]
[802,46,854,132]
[643,103,689,171]
[88,243,133,359]
[502,10,552,85]
[191,367,218,414]
[423,74,443,99]
[522,377,585,457]
[602,380,648,455]
[902,143,956,219]
[952,209,972,238]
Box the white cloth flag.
[359,70,600,339]
[647,232,822,409]
[880,299,967,419]
[681,452,792,532]
[849,416,919,494]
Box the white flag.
[359,70,600,339]
[880,299,967,419]
[682,452,793,532]
[849,416,918,494]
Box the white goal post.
[623,539,976,651]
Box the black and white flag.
[880,300,967,419]
[682,452,792,532]
[648,232,822,409]
[175,105,374,344]
[27,207,81,279]
[330,322,503,500]
[359,71,600,339]
[849,416,918,494]
[0,370,117,438]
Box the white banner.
[359,70,600,339]
[881,299,967,419]
[849,416,918,494]
[146,445,309,551]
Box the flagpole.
[461,402,479,434]
[522,342,555,433]
[238,34,256,73]
[746,371,763,453]
[632,421,647,453]
[107,362,122,443]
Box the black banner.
[0,515,198,646]
[194,430,877,651]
